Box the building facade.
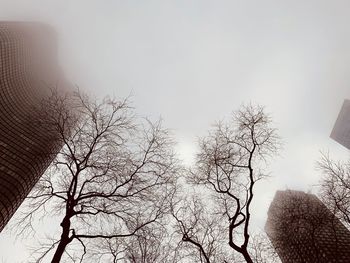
[0,22,68,232]
[265,190,350,263]
[330,99,350,150]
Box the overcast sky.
[1,0,350,261]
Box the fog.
[1,0,350,261]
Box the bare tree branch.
[13,89,179,262]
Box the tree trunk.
[242,250,254,263]
[51,239,70,263]
[51,216,72,263]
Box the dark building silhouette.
[0,22,68,232]
[265,190,350,263]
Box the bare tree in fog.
[170,194,236,263]
[90,219,183,263]
[123,227,179,263]
[318,153,350,227]
[14,90,179,262]
[183,105,280,263]
[249,233,280,263]
[170,184,279,263]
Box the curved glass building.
[0,22,67,232]
[265,190,350,262]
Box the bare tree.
[89,222,182,263]
[318,152,350,227]
[249,233,280,263]
[123,224,181,263]
[14,90,179,262]
[171,193,238,263]
[186,104,280,263]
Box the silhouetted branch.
[13,89,179,262]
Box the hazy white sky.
[1,0,350,261]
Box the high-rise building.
[265,190,350,263]
[330,99,350,150]
[0,22,68,232]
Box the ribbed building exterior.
[0,22,67,232]
[265,190,350,263]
